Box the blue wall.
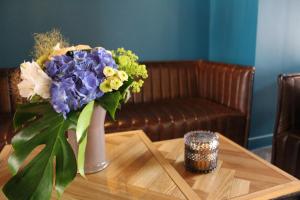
[209,0,258,66]
[250,0,300,148]
[209,0,300,149]
[0,0,210,67]
[208,0,259,148]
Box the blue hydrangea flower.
[45,47,117,117]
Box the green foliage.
[3,103,78,200]
[76,101,95,177]
[112,48,148,93]
[97,78,133,120]
[96,92,122,120]
[131,80,144,93]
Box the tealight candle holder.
[184,130,219,173]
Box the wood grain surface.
[155,133,300,200]
[0,131,190,200]
[1,130,300,200]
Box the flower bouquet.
[2,30,147,200]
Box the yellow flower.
[117,70,128,81]
[99,80,113,93]
[110,77,123,90]
[103,66,116,77]
[118,55,131,66]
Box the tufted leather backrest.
[130,61,199,104]
[275,74,300,134]
[131,60,255,115]
[196,60,254,115]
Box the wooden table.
[0,130,300,200]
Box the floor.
[252,146,272,162]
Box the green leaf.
[119,78,134,104]
[12,113,60,151]
[119,77,133,95]
[55,135,78,197]
[96,78,133,120]
[96,91,122,120]
[13,102,53,130]
[77,130,88,177]
[2,103,77,200]
[76,101,95,177]
[76,101,94,143]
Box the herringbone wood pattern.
[155,135,300,200]
[0,131,191,200]
[1,130,300,200]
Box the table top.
[155,133,300,200]
[0,130,300,200]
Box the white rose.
[109,77,123,90]
[17,61,52,99]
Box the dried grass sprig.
[32,29,69,59]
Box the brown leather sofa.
[272,73,300,178]
[0,60,254,149]
[105,60,255,147]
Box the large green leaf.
[13,102,54,130]
[76,101,94,177]
[76,101,94,143]
[2,103,78,200]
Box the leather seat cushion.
[105,98,246,144]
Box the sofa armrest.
[196,61,255,115]
[0,67,21,114]
[0,113,13,150]
[0,69,12,113]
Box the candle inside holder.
[184,130,219,173]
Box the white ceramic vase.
[68,105,109,174]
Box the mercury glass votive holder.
[184,130,219,173]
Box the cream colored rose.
[117,70,128,81]
[17,61,52,99]
[99,80,113,93]
[103,66,116,77]
[109,77,123,90]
